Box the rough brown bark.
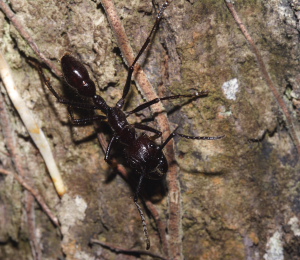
[0,0,300,259]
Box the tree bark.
[0,0,299,259]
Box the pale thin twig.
[0,168,60,227]
[225,0,300,154]
[0,51,67,196]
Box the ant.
[38,0,224,250]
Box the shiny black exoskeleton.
[60,53,175,180]
[59,54,221,181]
[39,0,224,250]
[59,55,222,181]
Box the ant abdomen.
[61,54,96,97]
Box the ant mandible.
[38,0,224,250]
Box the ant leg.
[133,123,162,139]
[104,135,119,164]
[126,91,208,116]
[67,106,107,125]
[116,0,172,108]
[134,174,150,250]
[37,65,100,110]
[159,130,225,151]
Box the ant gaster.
[39,0,224,250]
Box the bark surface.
[0,0,299,259]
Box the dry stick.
[90,239,169,260]
[26,193,42,260]
[101,0,181,258]
[0,168,60,227]
[0,0,61,76]
[225,0,300,155]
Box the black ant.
[38,0,224,250]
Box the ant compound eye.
[156,154,168,175]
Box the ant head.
[61,54,96,97]
[125,134,169,180]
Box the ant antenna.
[134,174,150,250]
[157,0,172,19]
[160,130,225,151]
